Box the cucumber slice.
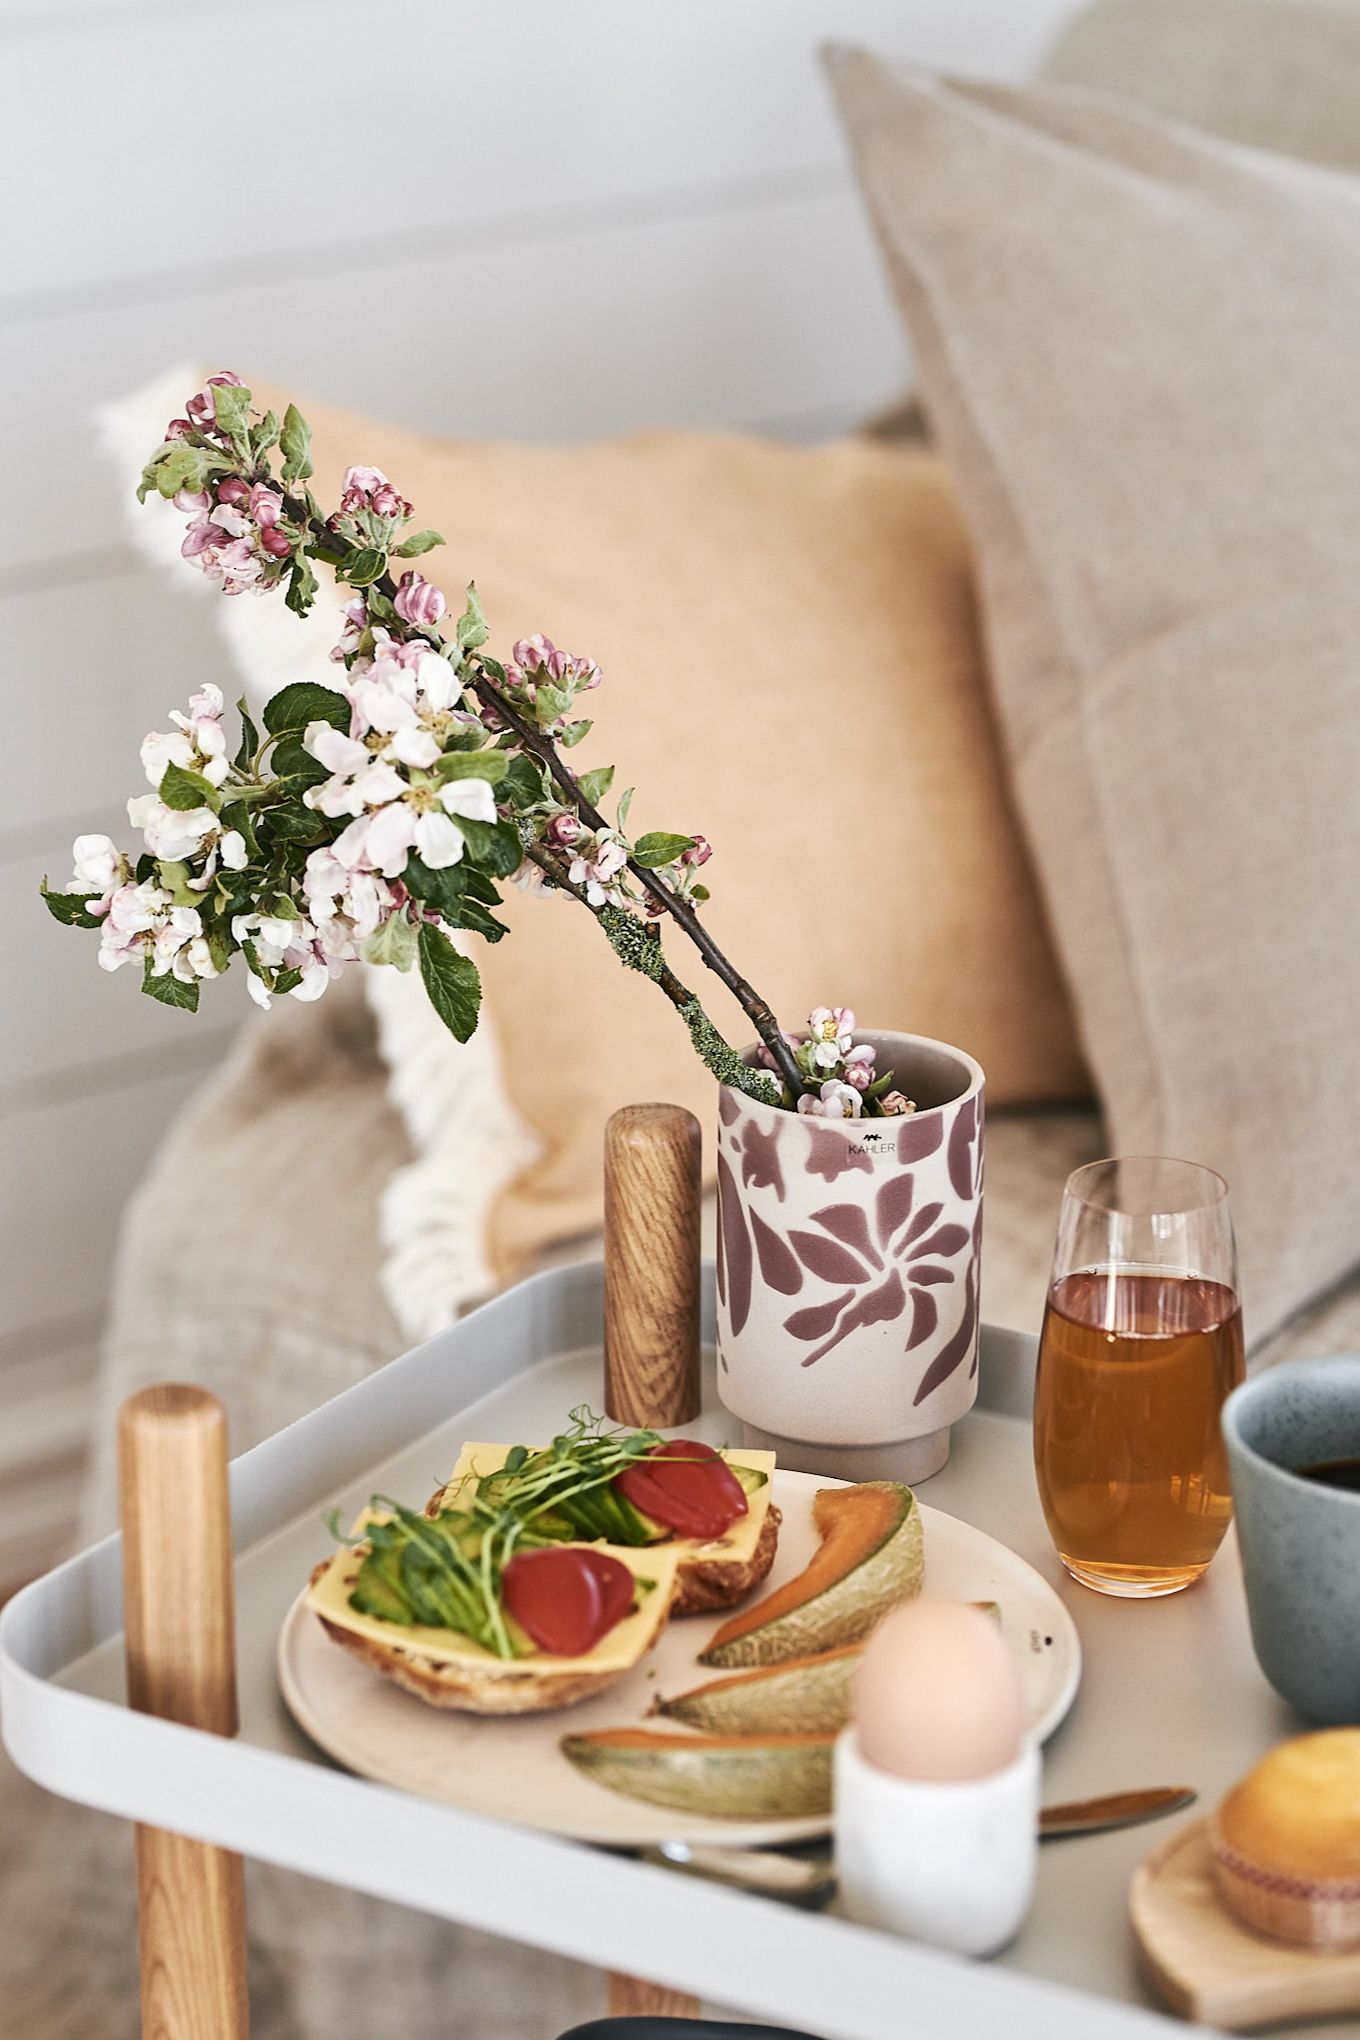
[349,1544,413,1625]
[729,1461,770,1496]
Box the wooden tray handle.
[120,1385,249,2040]
[604,1102,702,1429]
[603,1103,704,2017]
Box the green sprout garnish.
[324,1409,671,1659]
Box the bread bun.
[1211,1730,1360,1948]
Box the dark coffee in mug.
[1294,1458,1360,1493]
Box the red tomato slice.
[501,1547,635,1657]
[615,1441,750,1540]
[578,1548,636,1631]
[502,1548,602,1656]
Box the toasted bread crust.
[421,1492,781,1616]
[307,1561,649,1715]
[670,1504,782,1614]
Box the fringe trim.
[99,364,540,1340]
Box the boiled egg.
[853,1596,1025,1782]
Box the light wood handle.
[607,1975,701,2019]
[604,1103,701,1427]
[120,1385,249,2040]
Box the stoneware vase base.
[740,1420,952,1485]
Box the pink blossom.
[546,811,582,848]
[217,476,250,506]
[568,831,628,906]
[681,834,712,868]
[260,526,293,559]
[165,418,193,441]
[510,635,601,693]
[68,833,122,916]
[824,1079,863,1119]
[842,1042,877,1090]
[339,465,411,520]
[881,1091,914,1116]
[174,486,212,513]
[185,371,244,430]
[393,572,446,627]
[331,597,369,663]
[248,484,282,526]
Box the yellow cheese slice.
[440,1443,776,1565]
[307,1531,680,1676]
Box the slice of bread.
[670,1502,782,1614]
[307,1539,680,1716]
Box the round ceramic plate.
[278,1469,1081,1847]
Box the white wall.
[0,0,1084,1586]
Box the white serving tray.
[0,1265,1335,2040]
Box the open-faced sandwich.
[307,1492,680,1715]
[431,1408,781,1615]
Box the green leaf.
[158,760,221,813]
[280,402,313,483]
[418,923,482,1042]
[262,802,327,845]
[232,697,260,773]
[285,551,319,618]
[151,441,209,500]
[433,748,507,786]
[557,719,591,749]
[156,859,200,907]
[269,733,329,787]
[459,866,502,906]
[455,816,522,877]
[617,786,634,830]
[455,584,489,650]
[575,764,614,807]
[362,913,419,971]
[272,966,303,997]
[40,881,103,929]
[401,855,471,917]
[502,755,546,809]
[340,547,386,588]
[141,954,200,1013]
[211,380,252,439]
[446,896,510,944]
[253,408,281,456]
[263,682,350,736]
[633,831,695,869]
[392,529,444,558]
[533,683,572,722]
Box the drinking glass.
[1033,1157,1245,1597]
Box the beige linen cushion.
[242,390,1086,1280]
[827,53,1360,1338]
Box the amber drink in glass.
[1033,1158,1245,1597]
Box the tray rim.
[0,1264,1181,2040]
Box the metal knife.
[645,1787,1197,1904]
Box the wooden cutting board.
[1130,1819,1360,2030]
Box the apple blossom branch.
[40,372,905,1121]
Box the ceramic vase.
[715,1031,984,1481]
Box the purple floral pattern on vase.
[715,1033,985,1454]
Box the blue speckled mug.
[1223,1356,1360,1724]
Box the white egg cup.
[834,1727,1040,1957]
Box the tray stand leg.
[603,1104,704,2020]
[119,1385,250,2040]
